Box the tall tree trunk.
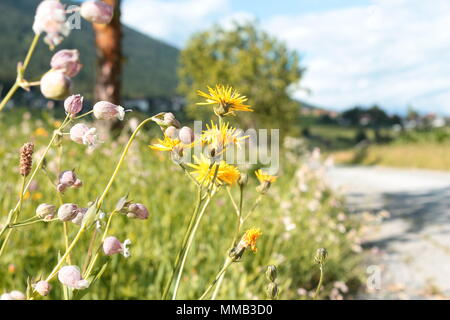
[93,0,123,133]
[93,0,122,105]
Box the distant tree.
[178,22,304,135]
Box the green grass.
[0,108,362,299]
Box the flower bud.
[266,282,278,300]
[58,266,89,290]
[40,70,72,100]
[57,203,79,222]
[127,203,149,219]
[266,265,277,282]
[32,0,70,49]
[93,101,125,121]
[51,50,82,78]
[163,112,181,128]
[102,236,123,256]
[1,291,25,300]
[64,94,83,116]
[70,123,99,148]
[179,126,194,144]
[73,179,83,188]
[34,281,51,296]
[71,208,87,226]
[164,126,179,139]
[59,170,77,187]
[314,248,328,265]
[80,1,114,24]
[36,203,56,219]
[238,173,248,187]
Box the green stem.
[211,185,244,300]
[161,186,203,300]
[314,265,324,300]
[0,177,26,256]
[0,33,40,113]
[172,192,214,299]
[199,258,233,300]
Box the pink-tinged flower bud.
[71,208,87,226]
[73,179,83,188]
[70,124,99,148]
[34,281,51,296]
[40,70,72,100]
[57,183,67,193]
[51,50,82,78]
[164,126,179,139]
[58,203,79,222]
[36,203,56,219]
[9,291,26,300]
[127,203,149,220]
[179,126,194,144]
[93,101,125,121]
[103,236,123,255]
[163,112,181,128]
[0,293,13,300]
[64,94,83,116]
[33,0,70,49]
[59,170,77,187]
[80,1,114,24]
[58,266,89,290]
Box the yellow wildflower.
[149,135,181,152]
[242,228,262,252]
[32,192,43,201]
[197,85,252,116]
[34,127,49,137]
[187,154,240,186]
[201,121,248,154]
[255,169,277,184]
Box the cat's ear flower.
[93,101,125,121]
[40,71,72,100]
[58,266,89,290]
[80,1,114,24]
[64,94,84,116]
[51,50,83,78]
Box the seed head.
[266,265,277,282]
[19,142,34,177]
[314,248,328,265]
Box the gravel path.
[327,166,450,299]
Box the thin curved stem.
[314,265,324,300]
[172,193,214,299]
[199,258,233,300]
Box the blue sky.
[121,0,450,115]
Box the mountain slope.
[0,0,179,99]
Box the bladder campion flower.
[51,50,83,78]
[80,0,114,24]
[40,70,72,100]
[64,94,84,116]
[32,0,70,49]
[187,154,240,186]
[58,266,89,290]
[197,85,252,116]
[93,101,126,121]
[103,236,131,257]
[34,281,52,296]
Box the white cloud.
[122,0,230,46]
[264,0,450,114]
